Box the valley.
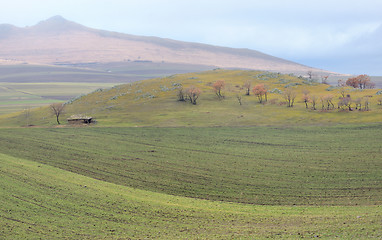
[0,69,381,239]
[0,16,381,240]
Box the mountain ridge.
[0,16,335,75]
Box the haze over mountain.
[0,16,334,75]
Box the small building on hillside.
[67,115,93,124]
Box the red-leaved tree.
[186,86,201,105]
[213,80,225,99]
[252,84,267,103]
[346,74,374,89]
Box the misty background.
[1,0,381,75]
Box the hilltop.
[1,69,381,127]
[0,16,334,75]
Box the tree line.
[177,74,379,112]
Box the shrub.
[284,83,302,88]
[269,88,282,94]
[277,79,290,84]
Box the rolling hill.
[1,16,381,239]
[0,16,334,75]
[1,69,381,127]
[1,70,381,238]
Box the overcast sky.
[1,0,381,75]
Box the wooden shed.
[67,115,93,124]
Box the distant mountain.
[0,16,334,75]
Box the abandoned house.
[67,115,93,124]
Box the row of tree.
[178,74,377,111]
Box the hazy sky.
[1,0,381,75]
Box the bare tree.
[24,107,31,126]
[310,95,318,110]
[321,75,329,84]
[338,87,347,98]
[354,97,362,110]
[338,95,352,111]
[324,95,335,110]
[302,89,310,109]
[307,71,313,80]
[320,95,326,110]
[177,87,185,101]
[283,88,297,107]
[213,80,225,99]
[50,103,65,124]
[319,95,335,110]
[236,94,242,105]
[243,80,251,95]
[364,97,370,111]
[185,86,201,105]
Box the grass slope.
[1,69,381,127]
[0,126,380,206]
[1,152,381,239]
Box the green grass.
[0,125,380,206]
[0,126,381,239]
[1,153,380,239]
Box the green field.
[0,82,117,114]
[0,64,121,114]
[0,126,381,238]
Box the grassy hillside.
[0,126,381,239]
[1,69,381,239]
[2,152,380,239]
[0,126,381,206]
[1,69,381,127]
